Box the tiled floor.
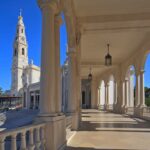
[66,109,150,150]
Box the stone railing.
[107,104,113,110]
[142,107,150,120]
[98,105,105,110]
[0,123,46,150]
[126,107,134,115]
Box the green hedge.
[145,97,150,106]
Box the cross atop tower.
[19,9,22,17]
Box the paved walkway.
[0,109,39,131]
[66,109,150,150]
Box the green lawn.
[145,97,150,106]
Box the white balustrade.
[28,129,35,150]
[0,137,5,150]
[11,134,17,150]
[143,107,150,120]
[35,127,41,150]
[40,127,46,150]
[0,123,45,150]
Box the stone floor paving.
[66,109,150,150]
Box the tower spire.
[19,8,22,17]
[18,9,24,26]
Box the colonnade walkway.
[66,109,150,150]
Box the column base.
[113,104,116,112]
[35,114,66,150]
[66,112,79,130]
[104,104,109,111]
[114,104,126,114]
[134,105,146,117]
[122,105,128,114]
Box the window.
[22,48,25,55]
[14,49,17,56]
[22,29,23,33]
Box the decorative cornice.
[78,12,150,24]
[37,0,60,13]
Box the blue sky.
[0,0,67,90]
[0,0,150,91]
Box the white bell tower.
[11,11,28,96]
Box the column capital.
[140,69,145,74]
[38,0,59,13]
[55,15,63,26]
[67,49,76,57]
[105,83,110,87]
[125,78,129,82]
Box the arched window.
[22,48,25,55]
[14,49,17,56]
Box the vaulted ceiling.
[71,0,150,77]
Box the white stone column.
[91,77,98,109]
[121,81,125,108]
[105,83,109,110]
[76,43,82,122]
[116,79,125,113]
[114,81,117,105]
[55,15,62,114]
[135,74,140,107]
[98,87,101,107]
[67,50,77,112]
[39,3,57,116]
[67,50,79,129]
[37,1,66,150]
[124,79,129,108]
[140,70,145,107]
[113,81,117,111]
[104,84,107,110]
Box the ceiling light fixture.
[105,44,112,66]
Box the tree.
[0,87,3,95]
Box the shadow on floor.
[79,120,150,132]
[66,147,137,150]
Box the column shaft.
[140,70,145,107]
[55,16,62,114]
[114,81,117,104]
[91,78,98,109]
[67,51,77,113]
[40,6,56,115]
[125,79,129,107]
[67,50,79,130]
[135,74,140,107]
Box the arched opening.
[60,13,67,65]
[60,13,68,112]
[144,53,150,107]
[98,80,105,110]
[125,65,136,114]
[22,48,25,55]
